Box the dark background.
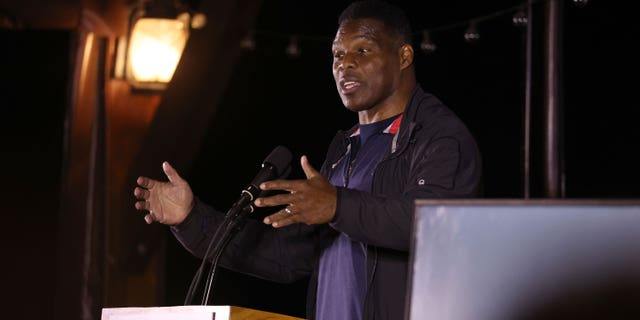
[1,0,639,318]
[169,0,640,317]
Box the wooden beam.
[0,0,80,29]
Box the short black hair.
[338,0,413,45]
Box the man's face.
[332,18,403,112]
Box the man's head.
[332,0,416,120]
[338,0,413,47]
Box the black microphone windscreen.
[262,145,293,178]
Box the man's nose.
[340,53,357,70]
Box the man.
[133,1,482,319]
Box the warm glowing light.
[126,17,189,86]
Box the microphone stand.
[201,203,255,305]
[182,146,292,305]
[183,202,253,305]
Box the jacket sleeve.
[330,131,482,252]
[171,197,325,283]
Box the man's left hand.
[255,155,337,228]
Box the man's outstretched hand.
[134,161,194,225]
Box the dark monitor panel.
[406,199,640,320]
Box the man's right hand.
[134,161,194,225]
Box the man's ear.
[399,44,414,70]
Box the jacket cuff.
[329,187,347,227]
[170,197,201,233]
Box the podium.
[102,305,305,320]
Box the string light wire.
[239,0,584,56]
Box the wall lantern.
[114,0,206,91]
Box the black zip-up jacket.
[171,85,482,320]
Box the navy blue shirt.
[316,115,401,320]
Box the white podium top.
[102,305,305,320]
[102,305,230,320]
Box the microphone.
[229,145,292,215]
[184,145,293,305]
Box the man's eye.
[333,52,344,58]
[358,48,369,54]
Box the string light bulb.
[571,0,589,7]
[286,35,301,58]
[240,31,256,50]
[464,21,480,44]
[420,30,437,54]
[512,7,528,27]
[190,12,207,29]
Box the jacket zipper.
[362,120,415,317]
[342,143,353,187]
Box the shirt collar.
[350,114,403,137]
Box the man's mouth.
[340,80,361,94]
